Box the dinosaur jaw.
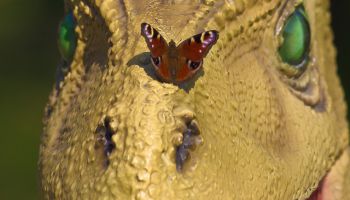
[307,148,350,200]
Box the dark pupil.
[189,61,200,70]
[152,57,160,66]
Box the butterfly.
[141,23,219,84]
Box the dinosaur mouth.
[307,149,349,200]
[307,178,326,200]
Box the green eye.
[278,6,310,67]
[58,12,77,61]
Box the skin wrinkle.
[39,0,349,199]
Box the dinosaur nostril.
[175,120,202,172]
[103,118,116,157]
[95,117,116,168]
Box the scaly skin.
[39,0,350,199]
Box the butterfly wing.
[175,30,219,83]
[141,23,168,57]
[141,23,171,81]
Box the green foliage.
[0,0,63,199]
[331,1,350,122]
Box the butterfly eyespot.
[151,56,161,67]
[188,60,202,70]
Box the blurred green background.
[0,0,348,199]
[0,0,63,199]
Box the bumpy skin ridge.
[40,0,349,199]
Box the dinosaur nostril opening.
[175,120,202,172]
[95,117,116,168]
[103,118,116,158]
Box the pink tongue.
[307,179,325,200]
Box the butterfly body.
[141,23,219,84]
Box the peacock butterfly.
[141,23,219,84]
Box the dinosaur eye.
[278,6,310,76]
[58,11,77,61]
[151,56,161,67]
[187,60,202,70]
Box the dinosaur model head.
[40,0,349,199]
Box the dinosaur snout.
[92,66,202,198]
